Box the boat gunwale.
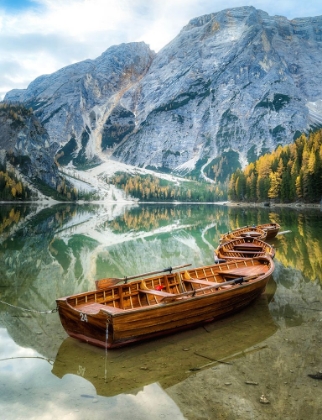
[215,236,275,260]
[57,256,274,318]
[71,278,269,317]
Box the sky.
[0,0,321,100]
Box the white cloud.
[0,0,321,99]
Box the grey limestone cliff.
[0,105,58,188]
[5,6,322,178]
[5,42,155,167]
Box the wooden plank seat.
[225,249,264,254]
[233,245,263,251]
[219,265,266,277]
[240,231,262,236]
[182,272,233,287]
[184,278,219,287]
[139,289,174,297]
[75,302,123,314]
[183,277,233,290]
[234,243,261,247]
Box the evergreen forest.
[0,169,32,200]
[108,173,227,202]
[228,129,322,203]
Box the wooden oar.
[276,230,292,236]
[95,263,192,290]
[160,273,265,303]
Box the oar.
[160,273,265,303]
[276,230,292,236]
[95,263,192,290]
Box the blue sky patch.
[0,0,36,12]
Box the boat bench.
[219,265,266,277]
[233,245,263,251]
[227,250,263,254]
[76,302,124,314]
[184,278,234,290]
[139,289,174,297]
[184,278,219,287]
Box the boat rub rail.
[69,268,267,314]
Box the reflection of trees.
[224,206,322,283]
[108,205,225,233]
[206,206,322,283]
[2,204,322,284]
[0,205,31,236]
[274,210,322,283]
[0,208,21,233]
[0,204,98,290]
[224,207,282,232]
[0,204,102,358]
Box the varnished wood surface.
[215,237,275,260]
[220,223,281,243]
[52,290,278,396]
[220,226,267,243]
[257,223,281,239]
[56,256,274,348]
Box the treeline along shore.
[228,129,322,204]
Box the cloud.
[0,0,321,99]
[0,328,185,420]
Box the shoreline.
[0,199,321,210]
[224,201,322,210]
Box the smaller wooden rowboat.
[215,236,275,261]
[256,223,281,239]
[56,256,274,349]
[220,226,267,243]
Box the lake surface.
[0,202,322,419]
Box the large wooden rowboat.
[56,256,274,349]
[215,236,275,261]
[256,222,281,239]
[53,292,277,396]
[220,226,267,243]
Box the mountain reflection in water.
[0,202,322,359]
[1,202,322,419]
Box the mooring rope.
[0,356,54,364]
[0,299,57,314]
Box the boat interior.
[220,242,270,256]
[67,260,270,313]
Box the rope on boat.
[0,299,57,314]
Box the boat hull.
[257,223,281,239]
[52,292,278,396]
[220,223,281,243]
[220,226,267,243]
[215,237,275,260]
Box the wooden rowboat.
[256,222,281,239]
[215,236,275,261]
[56,256,274,349]
[220,226,267,243]
[53,291,277,396]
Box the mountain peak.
[3,7,322,187]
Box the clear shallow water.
[0,203,322,419]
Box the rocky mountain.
[0,103,58,190]
[5,42,155,169]
[4,6,322,184]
